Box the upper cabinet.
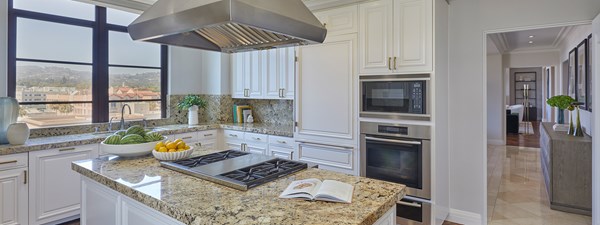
[231,48,295,100]
[314,5,359,36]
[359,0,432,75]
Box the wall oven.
[360,74,430,120]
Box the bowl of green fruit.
[100,125,167,157]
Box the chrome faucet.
[120,104,132,130]
[108,117,118,131]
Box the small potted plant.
[546,95,575,124]
[177,95,207,125]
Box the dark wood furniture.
[540,122,592,215]
[506,110,519,134]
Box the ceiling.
[487,26,576,54]
[85,0,329,12]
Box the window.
[8,0,168,128]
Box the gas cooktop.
[160,150,307,191]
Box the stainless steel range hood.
[128,0,327,53]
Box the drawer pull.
[24,170,27,184]
[253,137,261,141]
[0,160,17,165]
[59,148,76,152]
[229,134,238,137]
[277,140,287,144]
[203,134,214,137]
[181,136,193,140]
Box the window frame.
[7,0,168,124]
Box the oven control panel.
[411,82,424,113]
[378,125,408,135]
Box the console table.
[540,122,592,215]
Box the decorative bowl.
[100,136,167,158]
[152,146,194,161]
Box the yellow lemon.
[155,142,165,151]
[184,145,191,150]
[168,149,177,153]
[166,142,177,149]
[174,139,183,144]
[177,142,186,149]
[158,147,168,152]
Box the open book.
[279,178,354,203]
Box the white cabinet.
[314,5,358,36]
[268,136,295,160]
[28,144,98,225]
[296,33,357,144]
[297,142,356,175]
[196,130,218,151]
[224,130,245,151]
[359,0,432,74]
[81,177,185,225]
[231,48,295,100]
[243,133,268,155]
[0,153,28,225]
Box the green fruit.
[144,132,164,142]
[120,134,146,144]
[126,125,146,137]
[115,130,127,136]
[103,134,122,145]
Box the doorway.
[485,24,593,224]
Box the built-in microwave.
[360,74,431,120]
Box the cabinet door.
[0,168,27,225]
[247,51,263,98]
[314,5,358,36]
[265,49,281,99]
[393,0,433,73]
[231,52,247,98]
[29,144,99,225]
[297,142,356,175]
[246,143,267,155]
[280,47,295,99]
[121,197,184,225]
[296,33,356,143]
[81,178,118,225]
[359,0,394,75]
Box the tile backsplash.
[27,95,293,138]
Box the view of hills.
[17,65,161,91]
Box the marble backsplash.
[28,95,293,138]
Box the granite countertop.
[72,149,406,225]
[0,123,294,156]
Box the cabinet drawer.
[298,142,354,170]
[174,132,199,143]
[0,153,28,171]
[224,130,244,142]
[269,146,294,160]
[244,133,268,144]
[198,130,217,140]
[268,136,294,149]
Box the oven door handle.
[365,137,421,145]
[397,200,422,208]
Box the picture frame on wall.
[577,39,587,110]
[587,34,593,112]
[568,48,577,99]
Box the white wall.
[169,47,230,95]
[558,24,593,135]
[486,53,503,145]
[448,0,600,224]
[0,0,7,97]
[503,50,560,69]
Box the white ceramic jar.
[188,105,199,126]
[7,123,30,145]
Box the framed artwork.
[587,34,593,112]
[568,48,577,99]
[577,39,588,109]
[546,67,550,98]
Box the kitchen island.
[72,149,405,225]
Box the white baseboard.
[487,139,505,146]
[446,208,482,225]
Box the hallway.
[487,145,592,225]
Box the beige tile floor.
[487,145,592,225]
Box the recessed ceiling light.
[528,41,534,44]
[529,35,535,38]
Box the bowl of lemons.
[151,139,194,161]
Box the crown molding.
[506,47,560,55]
[552,26,574,48]
[488,33,509,54]
[302,0,363,11]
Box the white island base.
[80,177,397,225]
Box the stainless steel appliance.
[396,196,432,225]
[128,0,327,53]
[161,150,307,191]
[360,121,431,199]
[360,74,431,120]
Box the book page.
[279,179,322,200]
[314,180,354,203]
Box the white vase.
[188,106,199,126]
[7,123,29,145]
